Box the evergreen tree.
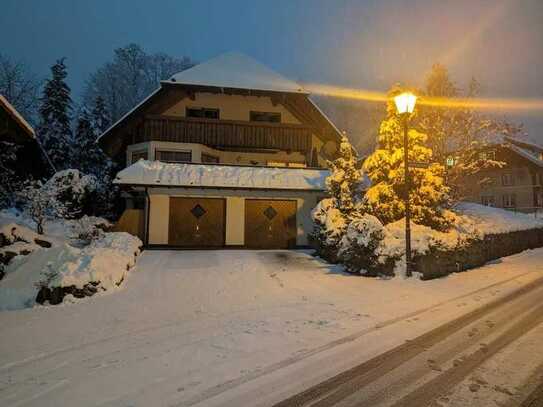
[362,87,451,230]
[325,133,364,216]
[90,95,110,135]
[311,133,363,262]
[37,58,73,171]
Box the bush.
[310,198,348,263]
[45,169,98,219]
[338,214,387,275]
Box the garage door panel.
[245,200,297,249]
[169,198,225,247]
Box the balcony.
[131,115,313,152]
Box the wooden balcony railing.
[132,116,313,152]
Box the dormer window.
[250,111,281,123]
[186,107,219,119]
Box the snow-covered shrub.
[70,216,111,246]
[45,169,98,219]
[311,198,348,262]
[17,181,55,234]
[338,214,388,275]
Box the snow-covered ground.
[1,248,543,407]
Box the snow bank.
[0,232,142,310]
[115,160,329,190]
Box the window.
[155,150,192,163]
[267,161,307,168]
[479,150,496,161]
[186,107,219,119]
[446,156,456,167]
[481,196,495,207]
[502,173,515,186]
[250,111,281,123]
[201,153,219,164]
[502,193,516,208]
[131,149,148,163]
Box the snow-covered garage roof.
[162,52,308,94]
[114,160,329,191]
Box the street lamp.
[394,92,417,277]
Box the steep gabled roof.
[0,94,35,140]
[163,52,308,94]
[97,52,342,156]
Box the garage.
[244,199,297,249]
[168,197,226,247]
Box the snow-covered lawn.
[1,248,543,406]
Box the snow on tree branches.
[362,87,451,230]
[37,58,73,171]
[311,134,365,261]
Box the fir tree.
[311,134,363,262]
[325,133,364,216]
[74,107,109,177]
[37,58,73,171]
[90,95,110,135]
[362,87,451,230]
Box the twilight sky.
[1,0,542,141]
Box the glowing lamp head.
[394,92,417,115]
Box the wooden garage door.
[245,200,297,249]
[169,198,225,247]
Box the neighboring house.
[99,52,342,248]
[0,95,50,180]
[461,136,543,214]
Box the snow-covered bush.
[45,169,98,219]
[338,214,388,275]
[311,198,348,262]
[17,181,56,235]
[70,216,111,246]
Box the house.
[0,95,50,180]
[461,136,543,214]
[99,52,342,248]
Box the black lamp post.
[394,92,417,277]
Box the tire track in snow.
[178,271,543,407]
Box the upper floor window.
[479,150,496,161]
[201,153,219,164]
[502,193,516,208]
[156,150,192,163]
[250,111,281,123]
[502,173,515,186]
[131,149,148,164]
[186,107,219,119]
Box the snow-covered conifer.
[37,58,73,171]
[311,133,364,261]
[362,87,451,230]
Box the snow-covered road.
[1,249,543,407]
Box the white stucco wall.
[148,194,169,245]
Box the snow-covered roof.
[114,160,329,191]
[507,144,543,168]
[0,94,35,139]
[162,52,308,94]
[97,87,161,142]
